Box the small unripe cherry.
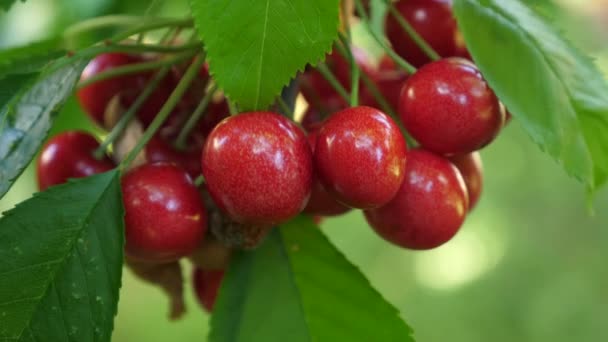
[202,112,313,226]
[121,163,207,263]
[449,152,483,211]
[399,58,505,155]
[36,131,114,191]
[314,106,407,209]
[193,268,224,312]
[303,131,351,217]
[364,149,468,250]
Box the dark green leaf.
[0,170,124,341]
[453,0,608,193]
[190,0,340,110]
[0,38,65,77]
[0,0,24,11]
[210,216,414,342]
[0,59,87,199]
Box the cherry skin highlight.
[314,106,407,209]
[121,163,207,263]
[449,152,483,211]
[36,131,114,191]
[399,58,505,155]
[364,149,468,250]
[385,0,463,68]
[303,131,351,217]
[193,268,224,312]
[202,112,313,226]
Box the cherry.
[145,135,203,178]
[361,55,409,112]
[399,58,505,155]
[314,106,407,209]
[364,149,468,250]
[121,162,207,263]
[193,268,224,312]
[385,0,464,67]
[202,112,313,226]
[300,95,344,133]
[303,131,351,217]
[449,152,483,211]
[37,131,114,191]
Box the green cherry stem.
[316,62,350,103]
[353,0,416,74]
[383,0,440,61]
[338,32,360,107]
[276,96,294,118]
[174,83,218,150]
[120,55,205,170]
[93,66,172,160]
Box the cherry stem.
[93,66,172,160]
[194,175,205,187]
[353,0,416,74]
[338,32,360,107]
[77,51,194,89]
[110,17,193,43]
[120,55,205,170]
[276,97,294,118]
[316,62,350,103]
[383,0,440,61]
[227,100,238,115]
[64,16,191,40]
[174,83,218,150]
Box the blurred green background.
[1,0,607,341]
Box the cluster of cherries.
[35,0,507,316]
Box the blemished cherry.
[449,152,483,211]
[202,112,313,226]
[303,131,351,217]
[193,268,224,312]
[78,53,145,125]
[37,131,114,191]
[121,163,207,263]
[364,149,468,250]
[314,106,407,209]
[385,0,463,68]
[399,58,505,155]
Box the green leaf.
[0,59,87,199]
[0,170,124,341]
[0,39,65,77]
[210,216,414,342]
[190,0,340,110]
[0,0,25,11]
[453,0,608,193]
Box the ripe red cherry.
[77,53,145,125]
[303,131,351,217]
[364,149,468,250]
[399,58,505,155]
[385,0,463,67]
[37,131,114,191]
[314,106,407,209]
[193,268,224,312]
[449,152,483,211]
[121,163,207,263]
[145,135,203,178]
[202,112,313,226]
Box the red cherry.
[121,163,207,263]
[385,0,464,67]
[449,152,483,211]
[36,131,114,191]
[361,55,409,112]
[314,106,407,209]
[193,268,224,312]
[145,135,203,178]
[303,131,351,217]
[197,99,230,138]
[202,112,313,226]
[300,95,344,133]
[399,58,505,155]
[364,149,468,250]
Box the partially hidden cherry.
[364,149,468,250]
[37,131,114,191]
[449,152,483,211]
[193,268,224,312]
[303,131,351,217]
[314,106,407,209]
[361,55,409,112]
[145,135,203,178]
[399,58,505,155]
[121,163,207,263]
[385,0,464,67]
[202,112,313,226]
